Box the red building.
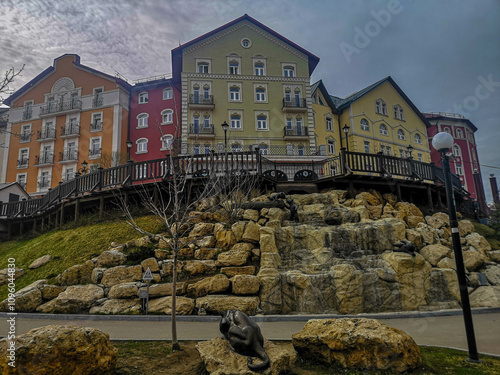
[129,76,181,162]
[425,112,487,214]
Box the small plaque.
[139,290,149,299]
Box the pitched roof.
[423,112,478,132]
[171,14,320,79]
[310,80,339,114]
[3,54,131,106]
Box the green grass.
[474,222,500,249]
[0,215,163,301]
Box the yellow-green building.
[311,80,340,157]
[171,14,320,156]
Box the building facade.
[311,80,340,158]
[425,112,487,212]
[1,54,130,195]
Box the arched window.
[161,109,173,124]
[138,92,148,104]
[443,127,451,134]
[136,138,148,153]
[456,128,463,138]
[397,129,405,140]
[453,144,461,157]
[414,133,422,144]
[255,62,264,76]
[161,135,173,150]
[286,116,293,130]
[376,99,387,115]
[360,118,369,131]
[257,114,268,130]
[229,60,239,75]
[379,124,388,136]
[137,113,148,128]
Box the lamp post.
[126,140,133,162]
[432,132,480,362]
[75,160,88,177]
[221,121,229,152]
[406,144,413,159]
[342,124,350,153]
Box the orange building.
[1,54,131,196]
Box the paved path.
[1,309,499,356]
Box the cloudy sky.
[1,0,499,202]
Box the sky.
[1,0,499,203]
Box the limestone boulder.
[266,207,286,222]
[243,209,260,222]
[41,285,65,300]
[100,265,142,287]
[459,220,475,237]
[91,267,106,284]
[154,249,169,260]
[292,318,422,373]
[196,235,216,248]
[89,299,141,315]
[324,206,350,225]
[108,282,140,299]
[0,325,117,375]
[189,222,215,238]
[466,232,492,259]
[187,274,231,298]
[420,244,451,266]
[221,266,256,278]
[215,229,237,250]
[426,212,449,229]
[216,249,251,267]
[242,221,261,244]
[197,337,296,375]
[415,223,437,245]
[332,264,364,314]
[147,296,195,315]
[260,227,281,269]
[95,250,127,267]
[57,260,94,286]
[485,266,500,286]
[489,250,500,262]
[469,286,500,308]
[195,295,260,316]
[139,282,186,297]
[437,257,456,269]
[231,221,247,242]
[141,257,160,273]
[0,287,42,313]
[231,275,260,295]
[36,285,104,314]
[28,254,52,269]
[405,229,423,249]
[258,269,282,314]
[0,267,24,285]
[355,192,381,206]
[383,192,398,206]
[463,250,484,271]
[183,260,217,276]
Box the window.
[230,114,241,129]
[444,127,451,134]
[71,92,79,108]
[39,171,51,190]
[23,101,33,120]
[20,124,31,142]
[161,135,173,150]
[283,65,295,77]
[232,143,242,152]
[414,133,422,144]
[393,105,405,120]
[90,137,101,158]
[326,117,333,131]
[364,141,370,153]
[229,86,240,101]
[360,118,369,131]
[203,85,210,99]
[256,114,268,130]
[328,139,336,154]
[418,153,423,162]
[375,99,387,115]
[17,173,27,189]
[198,62,209,73]
[161,109,173,124]
[455,164,463,175]
[453,144,461,157]
[229,61,239,75]
[18,149,29,168]
[284,88,291,102]
[163,88,173,100]
[399,149,405,158]
[298,145,304,156]
[136,138,148,154]
[241,38,252,48]
[255,87,266,102]
[255,62,264,76]
[258,144,269,155]
[397,129,405,140]
[456,128,463,138]
[93,88,103,107]
[137,113,149,128]
[90,113,102,132]
[286,116,293,129]
[138,92,148,104]
[296,116,303,135]
[385,145,391,155]
[64,168,74,181]
[379,124,388,136]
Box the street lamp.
[406,144,414,159]
[342,124,350,152]
[221,121,229,151]
[75,160,88,177]
[126,140,133,162]
[432,131,480,362]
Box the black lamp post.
[221,121,229,152]
[75,160,88,177]
[432,132,480,363]
[406,144,414,159]
[126,140,133,162]
[342,124,350,152]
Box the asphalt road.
[1,309,499,356]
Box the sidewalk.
[1,308,499,356]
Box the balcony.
[93,96,103,108]
[282,97,307,112]
[37,177,51,189]
[188,94,215,109]
[89,148,102,159]
[60,123,80,138]
[17,158,29,169]
[283,126,309,141]
[34,153,54,167]
[22,109,32,120]
[90,121,103,132]
[20,132,31,143]
[37,128,56,141]
[188,123,215,139]
[59,149,78,163]
[39,99,82,117]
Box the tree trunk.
[171,250,180,351]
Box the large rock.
[469,286,500,308]
[57,260,94,285]
[242,221,261,244]
[183,260,217,276]
[100,265,142,287]
[37,285,104,314]
[463,250,484,271]
[141,257,160,273]
[197,337,296,375]
[333,264,363,314]
[231,275,260,295]
[0,267,24,285]
[216,249,251,267]
[0,287,42,313]
[196,295,260,316]
[189,222,215,238]
[89,299,141,315]
[426,212,449,229]
[41,285,65,301]
[147,296,195,315]
[292,318,422,373]
[215,230,237,250]
[187,274,231,298]
[420,244,451,266]
[95,250,127,267]
[0,325,117,375]
[221,266,256,277]
[465,232,492,259]
[258,269,282,314]
[485,266,500,286]
[138,282,186,297]
[459,220,475,236]
[108,282,140,299]
[28,254,52,269]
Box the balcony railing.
[189,123,215,135]
[20,132,31,142]
[61,123,80,137]
[90,121,103,132]
[284,126,309,137]
[22,109,32,120]
[93,96,103,107]
[282,98,307,110]
[89,148,102,158]
[188,94,214,106]
[37,178,51,189]
[37,128,56,140]
[59,149,78,162]
[35,153,54,166]
[17,158,29,169]
[40,99,81,116]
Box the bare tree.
[93,151,129,169]
[0,65,25,103]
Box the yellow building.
[311,80,340,157]
[329,76,431,163]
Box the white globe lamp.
[432,132,454,151]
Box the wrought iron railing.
[282,98,307,108]
[188,94,214,105]
[93,97,103,107]
[17,158,29,169]
[35,153,54,166]
[20,132,31,142]
[283,126,309,137]
[59,149,78,162]
[61,123,80,137]
[22,109,32,120]
[189,124,214,135]
[90,121,103,132]
[37,128,56,140]
[89,148,102,158]
[40,99,81,116]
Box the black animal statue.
[268,192,286,201]
[286,198,299,222]
[393,240,417,256]
[219,310,270,372]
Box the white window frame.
[326,116,333,131]
[376,99,387,115]
[91,112,103,132]
[20,124,32,143]
[364,140,370,154]
[228,83,242,102]
[161,135,174,151]
[414,133,422,144]
[229,111,243,130]
[16,173,27,188]
[255,111,269,131]
[327,139,336,154]
[227,56,241,75]
[379,124,389,136]
[397,129,406,140]
[282,63,296,78]
[89,137,102,159]
[393,105,405,120]
[138,92,148,104]
[18,148,29,169]
[360,118,369,131]
[196,59,211,74]
[137,113,149,128]
[456,128,463,138]
[163,88,173,100]
[253,56,266,76]
[161,109,173,125]
[136,138,148,154]
[418,153,423,162]
[254,84,268,103]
